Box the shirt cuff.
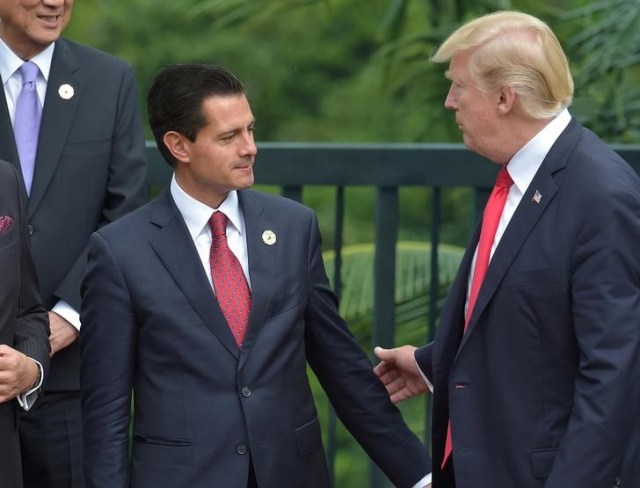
[412,473,432,488]
[52,300,81,331]
[16,359,44,411]
[414,358,434,393]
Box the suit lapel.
[0,85,19,170]
[28,39,82,217]
[148,189,240,359]
[462,167,558,340]
[237,191,276,367]
[461,119,582,342]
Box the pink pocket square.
[0,215,13,233]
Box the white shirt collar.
[170,174,245,240]
[0,37,54,85]
[507,109,572,195]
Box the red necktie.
[209,212,251,347]
[442,165,513,469]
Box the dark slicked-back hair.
[148,63,246,167]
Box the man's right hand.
[48,311,79,357]
[373,345,428,403]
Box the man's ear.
[497,86,517,115]
[163,131,190,164]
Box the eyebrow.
[219,119,256,137]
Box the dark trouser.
[19,391,84,488]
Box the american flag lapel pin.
[532,190,542,204]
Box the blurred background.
[66,0,640,485]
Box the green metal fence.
[145,141,640,487]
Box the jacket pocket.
[132,434,193,466]
[295,417,323,457]
[530,447,557,479]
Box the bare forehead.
[201,95,254,128]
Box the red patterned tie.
[209,212,251,346]
[442,165,513,469]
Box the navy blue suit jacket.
[80,188,430,488]
[416,119,640,488]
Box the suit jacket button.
[27,224,34,236]
[614,476,621,486]
[236,443,247,455]
[241,387,252,398]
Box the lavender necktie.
[14,61,42,195]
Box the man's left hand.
[0,344,38,403]
[49,311,79,357]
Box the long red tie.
[209,212,251,347]
[442,165,513,469]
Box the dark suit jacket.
[0,38,147,391]
[80,188,431,488]
[416,119,640,488]
[0,159,49,486]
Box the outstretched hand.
[374,345,428,404]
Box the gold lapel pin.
[262,230,276,245]
[58,83,74,100]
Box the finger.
[384,375,408,396]
[373,360,390,377]
[375,367,400,386]
[390,388,413,404]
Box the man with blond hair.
[375,10,640,488]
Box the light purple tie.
[14,61,42,195]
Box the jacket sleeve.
[54,63,147,311]
[80,232,136,488]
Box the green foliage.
[561,0,640,142]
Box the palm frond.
[323,241,464,324]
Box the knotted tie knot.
[209,211,228,237]
[495,166,513,189]
[19,61,40,86]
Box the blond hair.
[432,11,573,119]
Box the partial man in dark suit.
[80,63,431,488]
[374,10,640,488]
[0,159,49,488]
[0,0,147,486]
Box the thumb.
[373,346,392,361]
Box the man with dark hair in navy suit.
[81,63,431,488]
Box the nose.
[239,131,257,158]
[42,0,65,6]
[444,85,457,111]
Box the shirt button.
[236,443,247,455]
[27,224,34,236]
[241,387,251,398]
